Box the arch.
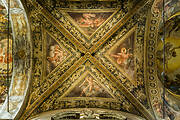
[0,0,31,119]
[29,108,146,120]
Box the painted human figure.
[77,13,105,28]
[0,42,12,64]
[47,45,65,66]
[111,47,132,65]
[153,101,163,118]
[0,44,4,63]
[79,76,100,97]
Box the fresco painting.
[157,16,180,95]
[152,89,180,120]
[109,31,135,80]
[0,2,12,106]
[0,39,12,73]
[66,75,112,98]
[0,81,6,105]
[46,33,69,74]
[153,0,180,19]
[156,15,180,120]
[68,12,113,36]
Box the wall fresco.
[152,0,180,19]
[0,39,12,73]
[156,15,180,118]
[148,0,180,119]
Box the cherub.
[78,13,96,28]
[77,13,105,28]
[111,47,132,65]
[79,76,100,97]
[47,45,65,66]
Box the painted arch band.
[0,0,31,119]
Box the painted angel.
[47,45,65,66]
[111,47,132,65]
[79,76,100,97]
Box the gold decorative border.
[145,7,162,119]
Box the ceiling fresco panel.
[38,0,129,48]
[95,14,148,109]
[45,32,71,75]
[67,11,113,37]
[58,8,126,48]
[65,71,113,98]
[105,28,136,86]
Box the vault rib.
[89,0,151,54]
[19,55,88,120]
[28,0,88,53]
[19,0,155,120]
[89,55,155,120]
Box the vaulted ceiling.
[10,0,179,119]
